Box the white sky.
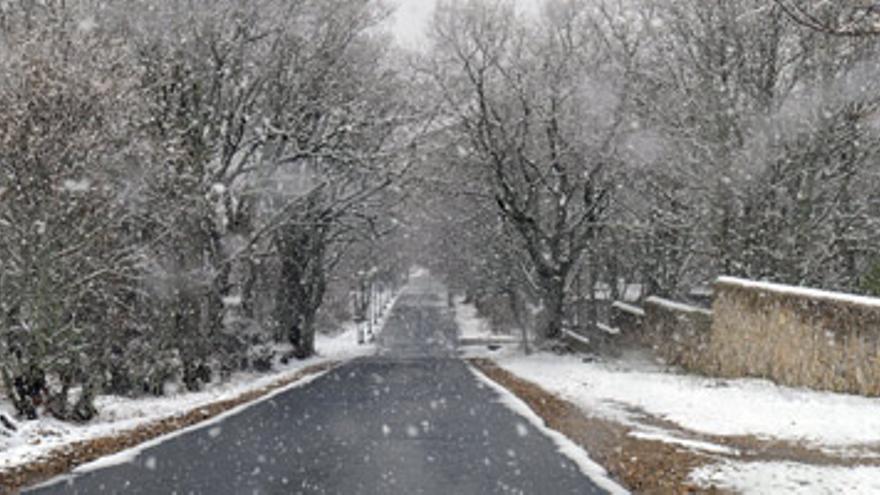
[389,0,540,49]
[390,0,438,48]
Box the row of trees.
[412,0,880,343]
[0,0,415,420]
[2,0,878,420]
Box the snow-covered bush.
[0,0,414,420]
[0,5,144,421]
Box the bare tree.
[0,0,419,418]
[425,0,635,341]
[0,4,147,419]
[625,0,880,294]
[773,0,880,37]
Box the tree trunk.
[241,257,257,320]
[505,286,530,355]
[276,218,327,360]
[540,277,565,341]
[274,255,298,343]
[3,365,44,420]
[293,309,317,359]
[290,257,325,359]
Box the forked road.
[28,274,610,494]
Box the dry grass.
[710,282,880,396]
[0,361,337,495]
[643,298,713,372]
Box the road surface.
[28,274,609,494]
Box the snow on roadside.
[492,351,880,493]
[0,356,329,471]
[0,302,395,473]
[628,427,740,456]
[68,371,330,479]
[317,321,375,360]
[469,366,629,495]
[453,297,526,361]
[453,296,496,340]
[495,352,880,450]
[463,296,880,493]
[318,286,401,359]
[690,461,880,494]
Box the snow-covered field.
[0,309,392,475]
[457,302,880,493]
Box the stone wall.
[562,328,594,354]
[643,297,713,369]
[709,277,880,396]
[610,301,644,346]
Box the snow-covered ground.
[456,301,880,493]
[454,297,497,340]
[494,352,880,492]
[0,303,395,475]
[496,352,880,450]
[0,355,330,472]
[453,296,524,346]
[691,461,880,495]
[469,366,628,495]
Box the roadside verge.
[469,356,880,494]
[469,358,721,494]
[0,361,337,494]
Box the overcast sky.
[390,0,541,49]
[390,0,437,48]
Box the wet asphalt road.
[27,274,608,494]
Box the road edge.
[468,358,725,494]
[1,361,338,494]
[468,361,630,495]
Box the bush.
[861,261,880,297]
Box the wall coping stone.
[645,296,712,316]
[716,276,880,309]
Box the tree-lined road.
[28,274,608,494]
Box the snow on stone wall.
[609,301,644,346]
[611,301,645,318]
[709,277,880,396]
[643,296,713,370]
